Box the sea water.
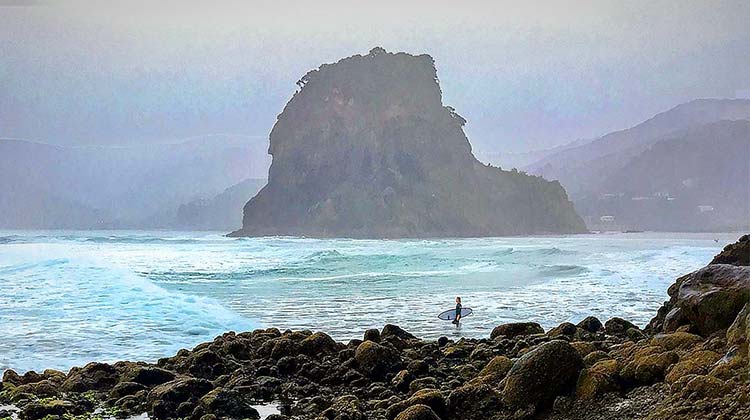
[0,230,739,373]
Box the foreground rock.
[647,255,750,336]
[230,47,585,238]
[1,236,748,419]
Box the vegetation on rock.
[231,48,585,238]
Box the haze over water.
[0,230,738,373]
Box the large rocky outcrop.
[230,48,585,238]
[647,235,750,335]
[711,234,749,266]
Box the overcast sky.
[2,0,749,153]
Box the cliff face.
[231,48,585,237]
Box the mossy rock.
[502,340,584,409]
[575,359,621,400]
[355,340,402,379]
[708,352,748,380]
[11,380,59,401]
[650,332,703,351]
[447,382,503,420]
[570,341,597,358]
[198,387,260,419]
[665,350,722,383]
[621,350,678,385]
[299,332,340,357]
[61,363,119,393]
[681,375,728,398]
[386,389,445,420]
[19,399,80,420]
[393,404,441,420]
[583,351,611,367]
[468,356,513,386]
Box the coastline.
[1,235,748,420]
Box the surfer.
[452,296,462,325]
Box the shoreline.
[1,235,747,420]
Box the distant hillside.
[231,48,585,238]
[0,136,270,229]
[523,99,750,231]
[526,99,750,196]
[574,120,750,231]
[475,138,591,171]
[175,178,266,231]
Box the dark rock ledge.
[1,236,748,420]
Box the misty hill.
[175,178,266,231]
[575,120,749,231]
[231,48,585,238]
[476,138,592,171]
[526,99,750,196]
[523,99,750,231]
[0,136,270,229]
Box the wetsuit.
[453,303,462,324]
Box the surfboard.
[438,307,473,321]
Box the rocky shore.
[1,235,748,420]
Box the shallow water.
[0,230,738,373]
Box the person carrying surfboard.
[452,296,462,325]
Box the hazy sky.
[2,0,749,153]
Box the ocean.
[0,230,739,373]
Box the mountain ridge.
[525,98,750,196]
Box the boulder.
[468,356,513,386]
[604,317,639,337]
[569,341,597,358]
[199,387,260,419]
[650,332,703,351]
[621,350,678,385]
[109,381,147,401]
[187,349,234,379]
[548,322,577,337]
[647,263,750,335]
[270,338,301,360]
[626,327,647,342]
[355,340,402,379]
[393,404,441,420]
[120,366,176,386]
[148,378,213,420]
[300,332,340,357]
[19,399,80,420]
[386,389,446,420]
[710,234,749,265]
[364,328,381,342]
[382,324,417,341]
[727,302,749,356]
[490,322,544,340]
[682,375,728,399]
[577,316,604,333]
[61,362,119,392]
[477,355,513,380]
[575,359,621,400]
[10,380,59,400]
[447,382,502,420]
[583,351,611,367]
[502,340,584,409]
[391,370,415,392]
[665,350,722,383]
